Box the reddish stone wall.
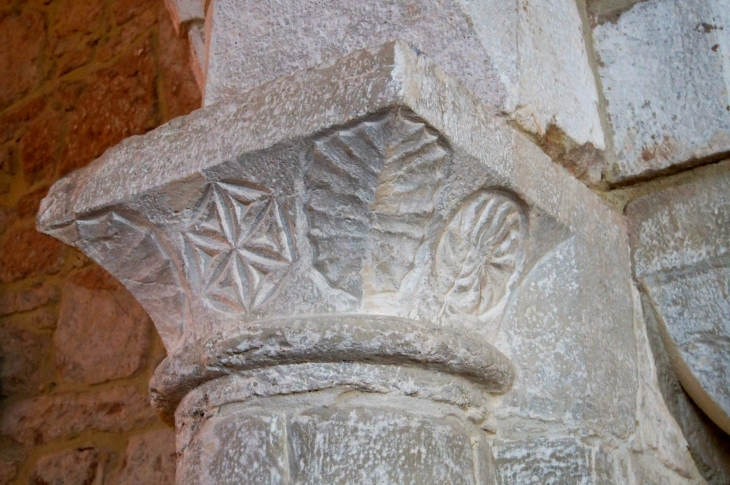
[0,0,201,481]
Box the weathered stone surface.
[625,451,704,485]
[30,448,103,485]
[96,5,157,63]
[492,438,591,485]
[0,385,157,446]
[0,96,46,146]
[0,226,64,283]
[0,321,51,396]
[50,0,106,76]
[158,7,203,120]
[38,42,627,365]
[109,429,175,485]
[37,40,690,483]
[173,364,492,436]
[112,0,158,26]
[152,315,514,421]
[583,289,710,485]
[497,232,636,438]
[289,406,485,484]
[642,290,730,485]
[594,0,730,183]
[630,287,699,479]
[593,446,683,485]
[177,387,496,485]
[0,9,45,110]
[629,173,730,278]
[0,1,202,482]
[593,446,617,485]
[0,282,59,316]
[185,23,206,90]
[55,266,152,385]
[53,0,106,39]
[205,0,604,151]
[59,39,158,177]
[642,263,730,433]
[2,308,57,332]
[628,171,730,434]
[163,0,204,32]
[180,412,289,484]
[20,104,63,185]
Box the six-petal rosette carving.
[183,182,294,313]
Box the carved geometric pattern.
[184,182,294,313]
[305,109,448,298]
[434,190,526,324]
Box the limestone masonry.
[2,0,725,482]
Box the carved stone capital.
[38,40,635,484]
[38,41,530,376]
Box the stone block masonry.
[0,0,200,482]
[204,0,608,185]
[1,0,729,482]
[592,0,730,184]
[627,170,730,482]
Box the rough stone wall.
[0,0,200,482]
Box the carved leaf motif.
[434,191,526,324]
[75,212,186,347]
[305,109,448,298]
[184,182,294,313]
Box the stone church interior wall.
[0,0,728,483]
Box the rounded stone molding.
[33,37,688,483]
[151,314,515,423]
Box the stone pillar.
[36,35,702,483]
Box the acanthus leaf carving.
[305,109,448,299]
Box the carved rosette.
[39,107,527,404]
[34,41,590,485]
[183,182,294,313]
[39,112,529,445]
[38,105,527,401]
